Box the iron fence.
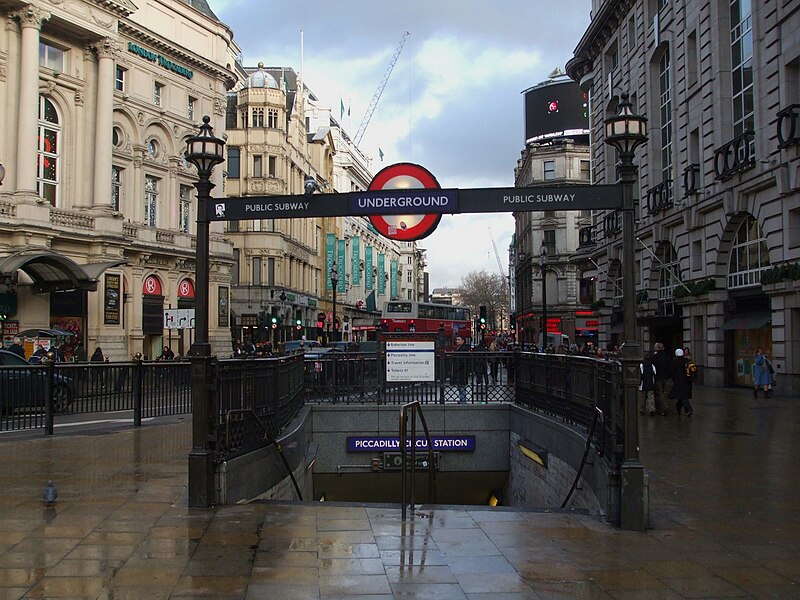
[1,351,623,464]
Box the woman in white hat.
[671,348,694,416]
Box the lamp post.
[184,116,225,507]
[330,262,339,401]
[330,262,338,343]
[539,242,548,351]
[604,93,648,530]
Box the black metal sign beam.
[207,184,622,222]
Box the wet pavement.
[0,386,797,599]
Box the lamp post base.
[188,449,215,507]
[620,460,648,530]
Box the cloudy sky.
[211,0,591,288]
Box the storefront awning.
[0,250,127,293]
[722,313,771,331]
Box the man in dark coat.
[671,348,694,416]
[651,342,674,415]
[7,337,25,359]
[451,335,470,403]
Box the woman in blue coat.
[753,348,774,398]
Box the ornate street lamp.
[539,242,548,351]
[604,93,648,530]
[184,116,225,508]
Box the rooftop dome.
[248,63,279,89]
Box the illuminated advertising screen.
[524,79,589,144]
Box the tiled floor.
[0,386,797,598]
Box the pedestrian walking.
[90,347,105,389]
[639,351,657,416]
[671,348,694,416]
[753,347,774,398]
[652,342,674,415]
[7,337,25,359]
[451,335,470,403]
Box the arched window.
[37,96,60,206]
[728,216,769,289]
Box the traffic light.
[479,305,487,331]
[295,318,302,331]
[509,314,516,331]
[270,315,278,329]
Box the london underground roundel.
[367,163,443,241]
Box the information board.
[385,340,435,382]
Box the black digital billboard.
[523,79,589,144]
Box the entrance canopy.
[0,250,127,293]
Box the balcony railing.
[713,131,755,181]
[777,104,800,149]
[683,164,700,197]
[601,211,622,239]
[645,179,673,215]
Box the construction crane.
[354,31,410,146]
[488,227,506,279]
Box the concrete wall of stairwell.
[215,402,617,520]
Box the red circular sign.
[142,275,162,296]
[178,279,195,299]
[367,163,442,241]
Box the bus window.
[420,305,433,318]
[434,306,445,320]
[454,308,466,320]
[387,302,412,314]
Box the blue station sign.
[347,435,476,452]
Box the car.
[326,341,360,352]
[0,349,74,414]
[282,340,323,354]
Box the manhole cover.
[713,431,754,436]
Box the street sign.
[366,162,445,241]
[211,183,622,222]
[385,340,436,382]
[163,308,195,330]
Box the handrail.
[561,406,603,508]
[399,400,436,518]
[225,408,303,501]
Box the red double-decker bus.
[380,301,473,347]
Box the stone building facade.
[0,0,237,360]
[567,0,800,393]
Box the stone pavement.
[0,386,797,599]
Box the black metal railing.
[2,351,624,468]
[683,163,700,197]
[713,131,755,181]
[645,179,674,215]
[777,104,800,149]
[601,211,622,239]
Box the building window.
[268,155,277,177]
[154,82,164,107]
[252,257,262,285]
[659,48,673,199]
[179,184,192,233]
[111,166,122,211]
[407,271,412,284]
[240,110,248,128]
[228,220,239,233]
[268,109,278,128]
[39,42,64,72]
[253,155,263,178]
[728,216,769,289]
[37,96,59,206]
[252,107,264,128]
[657,244,679,314]
[731,0,754,141]
[232,249,240,285]
[188,96,196,120]
[543,229,556,256]
[267,258,275,286]
[544,160,555,180]
[115,66,126,92]
[147,139,159,159]
[227,147,240,178]
[580,160,591,181]
[144,175,159,226]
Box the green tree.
[459,270,509,330]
